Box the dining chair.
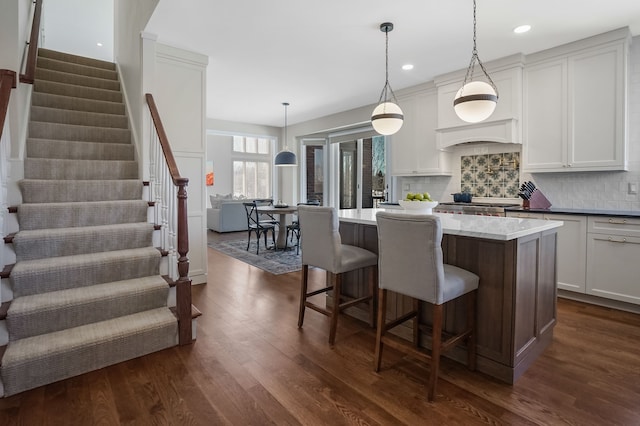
[254,198,279,226]
[242,201,276,254]
[285,200,320,254]
[375,211,479,401]
[297,205,378,346]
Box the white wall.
[145,42,209,285]
[206,134,233,199]
[114,0,158,173]
[42,0,114,62]
[0,0,19,71]
[115,2,209,284]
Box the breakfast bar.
[336,208,563,384]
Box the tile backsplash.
[460,152,520,198]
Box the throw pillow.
[210,195,222,209]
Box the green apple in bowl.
[399,199,439,213]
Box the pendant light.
[371,22,403,136]
[453,0,499,123]
[274,102,296,166]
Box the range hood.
[434,56,523,149]
[436,118,520,149]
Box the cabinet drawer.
[588,216,640,237]
[505,212,545,219]
[587,233,640,304]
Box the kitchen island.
[336,208,563,384]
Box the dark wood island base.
[337,220,558,384]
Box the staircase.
[0,49,179,397]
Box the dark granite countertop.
[504,206,640,218]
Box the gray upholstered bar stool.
[375,211,479,401]
[297,206,378,346]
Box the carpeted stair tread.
[17,200,149,230]
[35,68,120,91]
[31,92,125,115]
[12,223,154,261]
[38,48,116,71]
[25,158,138,180]
[36,56,118,81]
[19,179,141,203]
[0,308,178,396]
[34,80,122,103]
[6,276,169,340]
[26,138,134,161]
[30,106,128,129]
[10,247,162,297]
[29,121,130,143]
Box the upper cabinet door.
[523,58,568,171]
[390,90,451,176]
[569,43,626,170]
[389,95,417,175]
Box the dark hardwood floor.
[2,230,640,425]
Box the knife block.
[523,190,552,210]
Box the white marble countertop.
[338,208,563,241]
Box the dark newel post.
[176,178,192,345]
[0,70,17,139]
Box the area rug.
[208,239,301,275]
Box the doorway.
[336,137,385,209]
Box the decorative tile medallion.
[460,152,520,198]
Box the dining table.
[257,205,298,249]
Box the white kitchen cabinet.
[523,32,628,172]
[587,216,640,304]
[545,214,587,293]
[390,90,451,176]
[506,212,587,293]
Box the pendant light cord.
[281,102,289,150]
[385,28,390,89]
[378,23,398,106]
[460,0,498,97]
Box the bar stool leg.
[467,290,477,371]
[298,265,309,328]
[413,298,421,348]
[374,287,387,372]
[428,304,443,402]
[368,265,377,328]
[329,273,341,346]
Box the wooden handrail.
[0,70,17,140]
[20,0,43,84]
[145,93,192,345]
[145,94,188,187]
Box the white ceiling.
[44,0,640,128]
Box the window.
[232,136,273,198]
[233,136,270,155]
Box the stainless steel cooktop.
[434,202,520,216]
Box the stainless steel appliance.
[434,202,520,217]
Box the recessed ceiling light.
[96,42,103,47]
[402,64,414,71]
[513,25,531,34]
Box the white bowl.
[398,200,439,214]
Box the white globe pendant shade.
[453,81,498,123]
[371,101,404,135]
